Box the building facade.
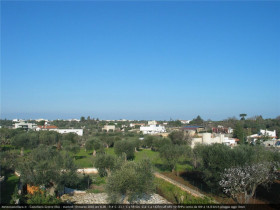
[140,124,166,134]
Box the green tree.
[105,159,154,204]
[114,140,135,160]
[191,144,204,169]
[94,153,124,177]
[80,116,85,122]
[233,123,246,144]
[100,136,115,148]
[168,131,191,145]
[239,113,247,120]
[18,145,78,191]
[142,136,154,148]
[37,121,46,126]
[190,115,204,125]
[168,120,182,127]
[220,162,279,204]
[159,144,185,174]
[26,192,61,204]
[198,144,233,189]
[62,140,80,154]
[151,138,172,151]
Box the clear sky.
[1,0,280,120]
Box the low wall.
[77,168,98,174]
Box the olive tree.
[114,140,135,160]
[105,159,154,204]
[169,131,187,145]
[85,138,103,156]
[219,162,279,204]
[17,145,78,191]
[94,154,118,177]
[159,144,185,174]
[198,144,233,189]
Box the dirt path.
[154,172,218,203]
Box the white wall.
[260,129,276,137]
[191,133,236,148]
[140,125,166,134]
[49,129,83,136]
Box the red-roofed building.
[37,125,58,130]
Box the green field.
[73,149,94,168]
[73,147,192,173]
[0,172,20,204]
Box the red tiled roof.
[38,125,58,129]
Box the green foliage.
[61,133,80,154]
[0,172,20,204]
[0,128,24,145]
[10,131,62,149]
[155,178,213,204]
[151,138,172,151]
[0,119,13,127]
[233,123,246,144]
[0,150,20,171]
[26,192,61,204]
[17,145,78,190]
[105,159,154,204]
[169,131,189,145]
[37,121,45,126]
[195,144,280,191]
[190,115,204,125]
[100,136,115,148]
[191,144,204,169]
[10,185,21,204]
[159,144,185,172]
[142,135,154,148]
[198,144,232,189]
[239,113,247,120]
[114,140,135,160]
[91,175,106,186]
[62,140,80,154]
[94,154,117,177]
[168,120,182,127]
[62,133,79,144]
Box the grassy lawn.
[73,149,94,168]
[73,147,192,173]
[0,172,20,204]
[0,145,15,151]
[105,147,115,155]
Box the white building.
[14,122,37,130]
[148,120,157,125]
[36,126,83,136]
[140,124,166,134]
[66,119,80,122]
[180,120,190,124]
[102,125,115,132]
[228,127,234,134]
[35,119,49,122]
[259,129,276,137]
[129,123,145,127]
[248,129,277,143]
[54,129,83,136]
[191,133,237,148]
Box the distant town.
[1,115,279,206]
[6,115,279,148]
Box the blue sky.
[1,1,279,120]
